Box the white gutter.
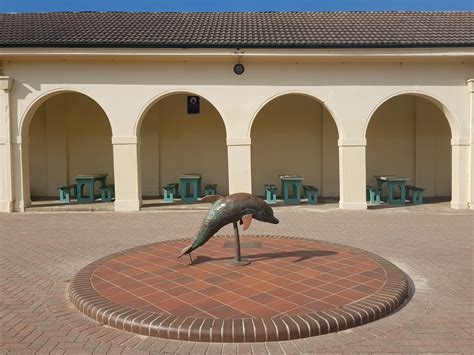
[0,47,473,60]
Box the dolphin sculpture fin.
[242,214,253,231]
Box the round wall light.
[233,63,245,75]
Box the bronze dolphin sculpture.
[178,193,279,258]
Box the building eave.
[1,47,473,62]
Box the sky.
[0,0,473,13]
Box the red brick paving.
[1,206,473,353]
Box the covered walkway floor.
[25,196,450,213]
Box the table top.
[279,174,304,181]
[75,173,108,179]
[375,175,410,181]
[179,173,203,179]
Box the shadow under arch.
[137,89,230,198]
[364,90,460,139]
[365,90,454,200]
[19,88,112,137]
[134,89,229,138]
[21,89,114,208]
[249,91,341,198]
[248,90,344,140]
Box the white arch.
[134,89,229,137]
[19,88,112,137]
[364,90,460,139]
[247,90,344,139]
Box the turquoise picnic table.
[375,175,410,205]
[179,173,202,203]
[75,173,108,204]
[279,174,303,204]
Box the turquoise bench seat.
[100,185,115,202]
[406,185,425,205]
[58,184,77,203]
[204,184,217,195]
[264,184,277,204]
[366,185,381,205]
[302,185,319,205]
[163,183,178,203]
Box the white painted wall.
[28,93,113,197]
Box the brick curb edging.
[68,235,408,343]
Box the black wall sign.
[187,96,200,114]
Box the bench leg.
[265,189,276,204]
[101,189,114,202]
[59,189,70,203]
[204,187,217,195]
[306,191,317,205]
[163,189,174,203]
[369,190,380,205]
[413,192,423,205]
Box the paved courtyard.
[1,204,473,354]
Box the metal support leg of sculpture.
[226,221,250,266]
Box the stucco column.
[227,137,252,194]
[13,136,30,212]
[467,79,474,209]
[0,76,14,212]
[338,138,367,210]
[112,136,142,212]
[451,138,470,209]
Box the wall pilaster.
[112,136,142,211]
[227,137,252,194]
[12,135,30,212]
[338,138,367,210]
[467,79,474,209]
[451,137,470,209]
[0,76,14,212]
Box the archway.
[25,92,113,206]
[366,94,452,200]
[251,94,340,200]
[138,93,228,202]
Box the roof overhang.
[1,47,473,62]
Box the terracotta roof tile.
[0,11,472,48]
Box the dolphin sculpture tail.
[179,244,194,257]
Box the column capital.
[338,138,366,147]
[0,76,13,91]
[467,79,474,93]
[226,137,251,146]
[451,137,470,146]
[112,136,140,145]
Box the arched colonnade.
[7,85,469,212]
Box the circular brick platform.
[69,235,408,342]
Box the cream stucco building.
[0,11,473,212]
